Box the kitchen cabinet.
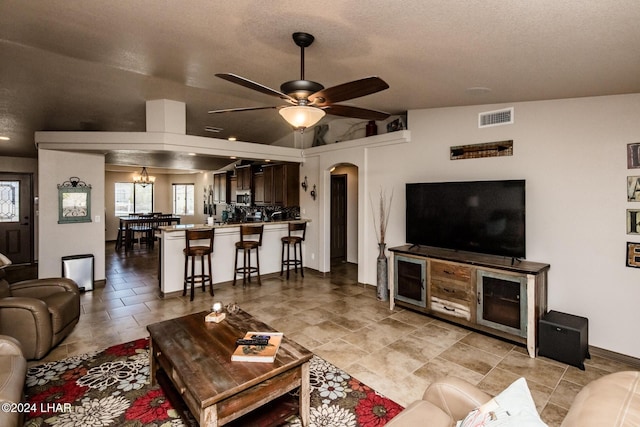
[229,175,237,196]
[258,163,299,207]
[263,165,274,204]
[213,172,230,203]
[253,171,264,204]
[236,165,251,190]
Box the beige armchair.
[0,268,80,360]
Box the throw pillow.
[456,377,547,427]
[0,252,11,269]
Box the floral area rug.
[24,338,403,427]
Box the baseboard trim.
[589,345,640,370]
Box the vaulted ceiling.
[1,1,639,166]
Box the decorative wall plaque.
[57,177,92,224]
[627,242,640,268]
[450,140,513,160]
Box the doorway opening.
[329,164,358,270]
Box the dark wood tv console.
[389,245,550,358]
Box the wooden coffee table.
[147,309,313,426]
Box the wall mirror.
[58,177,92,224]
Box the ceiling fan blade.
[310,77,389,107]
[323,104,391,121]
[208,106,278,114]
[215,73,296,103]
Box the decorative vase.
[376,243,388,301]
[366,120,378,137]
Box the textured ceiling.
[1,0,639,166]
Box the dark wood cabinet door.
[284,164,299,207]
[253,172,264,204]
[213,172,229,203]
[273,164,285,205]
[263,166,274,205]
[230,176,237,196]
[238,167,251,190]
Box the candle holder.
[205,301,226,323]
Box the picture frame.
[627,210,640,234]
[628,176,640,201]
[58,177,92,224]
[627,143,640,169]
[626,242,640,268]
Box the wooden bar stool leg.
[245,249,250,285]
[190,255,195,301]
[298,241,304,277]
[233,248,239,286]
[280,241,285,276]
[255,247,262,286]
[208,252,214,296]
[183,255,188,297]
[286,242,291,280]
[200,254,205,293]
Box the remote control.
[250,335,271,341]
[236,338,269,346]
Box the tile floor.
[29,242,639,426]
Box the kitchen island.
[158,220,309,296]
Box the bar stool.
[233,224,263,287]
[183,228,215,301]
[281,222,306,279]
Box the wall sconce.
[310,184,317,201]
[301,176,308,192]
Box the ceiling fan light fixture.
[279,105,325,131]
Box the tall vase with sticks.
[370,188,393,302]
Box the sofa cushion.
[561,371,640,427]
[42,291,80,333]
[0,280,10,299]
[457,378,546,427]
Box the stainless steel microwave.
[236,190,251,206]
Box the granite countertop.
[159,218,309,233]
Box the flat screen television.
[406,180,526,258]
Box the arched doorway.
[329,164,358,268]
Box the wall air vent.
[479,107,514,128]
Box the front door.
[0,173,34,264]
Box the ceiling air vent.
[478,107,514,128]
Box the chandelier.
[133,167,156,187]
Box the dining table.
[118,214,181,251]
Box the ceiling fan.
[208,32,390,131]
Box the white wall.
[38,150,105,280]
[305,93,640,358]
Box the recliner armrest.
[423,377,492,422]
[385,400,453,427]
[0,335,23,357]
[9,277,79,299]
[0,297,54,360]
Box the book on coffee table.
[231,331,284,363]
